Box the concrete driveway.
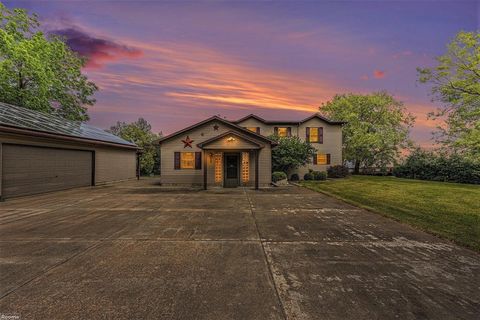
[0,179,479,319]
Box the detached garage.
[0,102,140,200]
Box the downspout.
[136,151,141,180]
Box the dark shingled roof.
[233,113,346,125]
[0,102,137,147]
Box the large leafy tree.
[269,135,316,173]
[417,31,480,159]
[108,118,161,175]
[0,4,97,121]
[321,92,415,173]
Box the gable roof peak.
[157,114,276,145]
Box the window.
[242,152,249,183]
[180,152,195,169]
[175,152,201,170]
[245,127,260,134]
[316,154,327,165]
[277,127,290,137]
[314,153,330,165]
[307,127,323,143]
[214,153,222,183]
[310,128,318,142]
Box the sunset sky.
[5,1,479,147]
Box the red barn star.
[182,135,194,148]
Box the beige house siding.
[258,147,272,185]
[95,147,137,184]
[294,118,343,177]
[159,120,272,187]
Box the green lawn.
[300,176,480,251]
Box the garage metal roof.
[0,102,137,147]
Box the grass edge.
[298,181,480,253]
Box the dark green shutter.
[287,127,292,136]
[256,127,260,134]
[319,127,324,144]
[327,154,331,165]
[195,152,202,170]
[306,127,310,142]
[274,127,278,135]
[174,152,180,170]
[313,153,317,165]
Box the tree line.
[1,5,478,177]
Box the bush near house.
[272,171,287,182]
[303,172,314,180]
[394,149,480,184]
[312,171,327,180]
[269,135,316,173]
[327,165,350,178]
[290,173,299,181]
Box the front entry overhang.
[197,131,263,190]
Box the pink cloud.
[360,75,369,80]
[373,70,386,79]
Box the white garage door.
[2,144,93,198]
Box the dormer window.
[245,127,260,134]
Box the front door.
[224,153,240,188]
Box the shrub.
[312,171,327,180]
[272,171,287,182]
[394,149,480,184]
[303,172,314,180]
[290,173,299,181]
[269,135,316,173]
[327,165,350,178]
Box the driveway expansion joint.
[244,188,289,320]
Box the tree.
[0,4,97,121]
[417,31,480,158]
[321,92,415,174]
[108,118,161,175]
[269,135,316,173]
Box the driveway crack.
[243,188,288,320]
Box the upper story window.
[276,127,291,137]
[245,127,260,134]
[306,127,323,143]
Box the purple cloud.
[51,27,143,68]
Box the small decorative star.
[182,136,194,148]
[213,124,219,131]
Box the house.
[0,102,140,199]
[234,114,345,178]
[157,113,344,189]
